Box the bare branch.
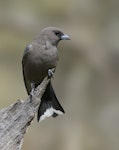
[0,76,50,150]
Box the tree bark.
[0,76,50,150]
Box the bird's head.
[39,27,70,46]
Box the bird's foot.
[30,82,35,102]
[48,68,55,78]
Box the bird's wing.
[22,44,32,95]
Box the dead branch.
[0,76,50,150]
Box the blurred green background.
[0,0,119,150]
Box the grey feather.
[22,27,70,121]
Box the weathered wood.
[0,77,50,150]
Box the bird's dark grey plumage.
[22,27,70,121]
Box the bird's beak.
[61,34,71,40]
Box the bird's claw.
[48,68,55,78]
[30,83,35,102]
[30,90,34,101]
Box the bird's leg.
[48,68,55,78]
[30,82,35,102]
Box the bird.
[22,27,70,122]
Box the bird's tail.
[37,81,65,122]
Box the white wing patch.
[39,107,63,122]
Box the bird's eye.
[54,30,61,36]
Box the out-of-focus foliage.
[0,0,119,150]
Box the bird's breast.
[24,47,58,84]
